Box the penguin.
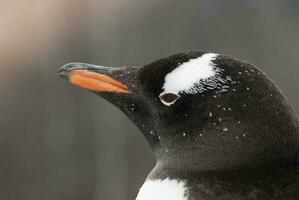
[58,51,299,200]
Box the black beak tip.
[58,70,70,80]
[58,63,82,80]
[58,63,76,73]
[58,63,78,80]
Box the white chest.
[135,178,188,200]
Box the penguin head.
[59,51,299,171]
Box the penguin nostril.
[159,93,180,105]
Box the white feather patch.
[135,178,188,200]
[162,53,218,95]
[159,53,232,106]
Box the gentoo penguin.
[59,51,299,200]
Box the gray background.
[1,0,299,199]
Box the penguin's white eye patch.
[159,93,180,106]
[159,53,231,106]
[161,53,218,95]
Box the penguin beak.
[58,63,131,94]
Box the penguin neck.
[148,119,299,177]
[148,98,299,174]
[147,157,299,183]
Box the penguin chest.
[135,178,188,200]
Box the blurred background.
[0,0,299,199]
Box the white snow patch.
[136,178,187,200]
[223,128,228,132]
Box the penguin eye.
[159,93,180,105]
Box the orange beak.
[59,63,131,94]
